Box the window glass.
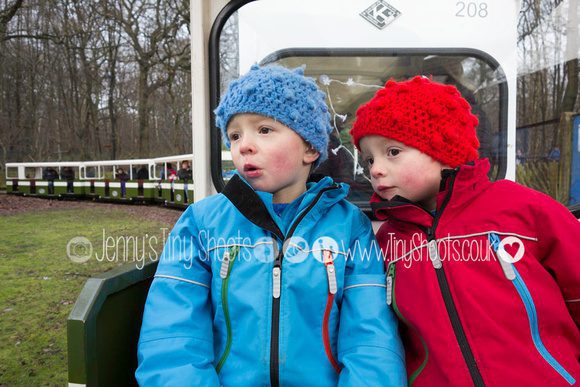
[517,0,580,206]
[262,53,506,205]
[6,167,18,179]
[25,167,40,179]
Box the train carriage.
[0,0,575,385]
[5,161,84,198]
[150,154,194,206]
[82,159,156,203]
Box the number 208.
[456,1,488,18]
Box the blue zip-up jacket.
[136,175,405,386]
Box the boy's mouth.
[243,164,262,178]
[377,185,395,193]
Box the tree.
[0,0,23,42]
[0,0,24,165]
[102,0,189,156]
[0,0,192,163]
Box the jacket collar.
[222,173,348,239]
[371,158,492,228]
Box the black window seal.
[209,0,256,194]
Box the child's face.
[227,113,320,203]
[359,135,446,211]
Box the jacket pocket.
[215,245,240,373]
[488,233,576,385]
[387,261,429,385]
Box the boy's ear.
[303,145,320,165]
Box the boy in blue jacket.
[136,64,405,386]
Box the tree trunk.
[138,66,150,157]
[561,0,578,112]
[108,32,119,160]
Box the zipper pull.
[488,234,516,281]
[219,246,239,279]
[273,266,281,299]
[488,233,501,250]
[386,276,393,306]
[428,240,442,269]
[323,250,337,295]
[219,250,231,279]
[386,263,395,305]
[496,249,516,281]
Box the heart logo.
[498,236,525,263]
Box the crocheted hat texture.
[215,64,332,164]
[350,76,480,167]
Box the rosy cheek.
[268,155,293,173]
[273,143,304,170]
[401,174,419,189]
[399,177,425,198]
[403,172,439,196]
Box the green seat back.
[67,260,158,386]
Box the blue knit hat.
[214,64,332,164]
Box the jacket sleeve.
[135,205,220,386]
[337,213,406,386]
[536,196,580,327]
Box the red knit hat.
[350,76,480,167]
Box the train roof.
[5,161,84,168]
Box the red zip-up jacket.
[373,159,579,386]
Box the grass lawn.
[0,207,173,386]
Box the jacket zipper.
[216,245,240,373]
[427,170,485,387]
[387,262,429,385]
[488,233,515,280]
[270,186,339,387]
[488,234,575,385]
[322,250,340,373]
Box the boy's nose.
[239,136,256,154]
[370,163,386,179]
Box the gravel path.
[0,193,183,225]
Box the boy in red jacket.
[350,76,579,386]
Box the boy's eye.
[365,157,374,166]
[387,148,400,157]
[228,132,240,141]
[259,126,272,134]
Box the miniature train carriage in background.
[6,155,196,208]
[5,162,84,197]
